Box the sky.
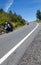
[0,0,41,22]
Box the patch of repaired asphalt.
[17,30,41,65]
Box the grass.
[15,25,24,30]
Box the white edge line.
[0,23,39,64]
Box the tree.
[0,8,3,13]
[14,12,17,16]
[9,10,12,14]
[36,10,41,20]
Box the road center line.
[0,23,39,64]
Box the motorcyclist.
[4,22,12,32]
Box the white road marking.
[0,23,39,64]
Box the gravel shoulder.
[17,30,41,65]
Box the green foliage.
[9,10,12,14]
[0,8,26,29]
[36,10,41,20]
[0,8,3,13]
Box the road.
[0,22,41,65]
[17,26,41,65]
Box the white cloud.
[5,0,14,12]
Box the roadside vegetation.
[0,8,27,34]
[36,10,41,22]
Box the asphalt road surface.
[17,26,41,65]
[0,22,41,65]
